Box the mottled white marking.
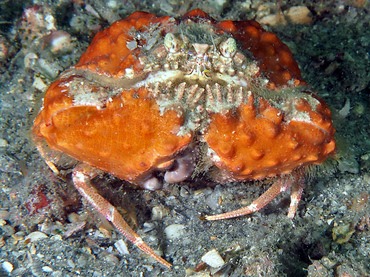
[249,203,258,212]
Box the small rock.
[352,102,364,117]
[93,271,102,277]
[51,235,62,241]
[24,52,38,68]
[164,224,186,240]
[51,270,63,277]
[42,30,72,54]
[67,259,75,268]
[285,6,312,24]
[259,14,287,26]
[102,253,119,264]
[336,263,357,277]
[77,255,87,267]
[363,173,370,185]
[0,210,9,220]
[151,206,167,220]
[42,266,53,272]
[205,186,223,210]
[25,231,48,242]
[33,76,48,91]
[115,239,130,255]
[307,260,330,277]
[338,98,350,118]
[67,212,80,223]
[338,157,359,174]
[201,249,225,268]
[2,261,13,273]
[0,138,8,148]
[12,231,25,241]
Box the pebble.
[363,173,370,185]
[0,138,8,148]
[25,231,48,242]
[52,270,63,277]
[32,76,48,91]
[285,6,312,24]
[338,157,359,174]
[1,225,15,236]
[102,253,119,264]
[12,231,25,241]
[51,234,63,241]
[336,263,357,277]
[24,52,38,68]
[259,14,287,26]
[338,98,350,118]
[115,239,130,255]
[201,249,225,268]
[67,212,80,223]
[352,102,364,116]
[142,222,155,233]
[64,221,86,238]
[2,261,13,273]
[205,187,222,210]
[0,209,9,220]
[151,206,166,220]
[37,58,61,79]
[42,266,53,272]
[42,30,72,53]
[67,259,75,268]
[77,255,87,267]
[164,224,186,240]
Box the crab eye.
[219,38,237,58]
[164,33,181,53]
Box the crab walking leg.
[202,174,301,221]
[72,164,172,268]
[287,172,305,219]
[33,137,67,181]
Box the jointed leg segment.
[202,171,305,221]
[72,164,172,268]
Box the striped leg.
[287,172,305,219]
[202,171,305,221]
[72,164,172,268]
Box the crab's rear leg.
[201,170,305,221]
[72,163,172,268]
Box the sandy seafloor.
[0,0,369,276]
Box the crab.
[32,10,336,268]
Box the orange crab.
[33,10,336,268]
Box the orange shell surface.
[33,77,192,181]
[75,12,172,77]
[33,9,335,185]
[205,95,335,181]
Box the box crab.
[32,10,336,268]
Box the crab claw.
[164,150,195,183]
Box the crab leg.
[202,171,305,221]
[72,164,172,268]
[33,137,67,181]
[287,173,305,219]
